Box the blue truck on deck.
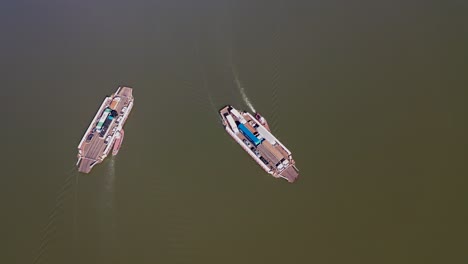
[238,123,261,146]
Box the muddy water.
[1,1,467,263]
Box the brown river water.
[1,1,467,263]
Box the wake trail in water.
[95,157,117,260]
[72,167,79,263]
[102,158,116,230]
[33,165,78,264]
[267,2,284,133]
[230,63,256,113]
[207,92,221,124]
[194,33,220,120]
[227,34,256,113]
[104,157,116,210]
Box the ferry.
[220,105,299,182]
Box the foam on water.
[231,64,256,113]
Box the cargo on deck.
[219,105,299,183]
[77,87,134,173]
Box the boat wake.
[93,157,117,260]
[240,85,256,113]
[231,64,256,113]
[193,32,222,120]
[97,157,116,229]
[33,165,78,264]
[103,157,116,210]
[72,167,79,262]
